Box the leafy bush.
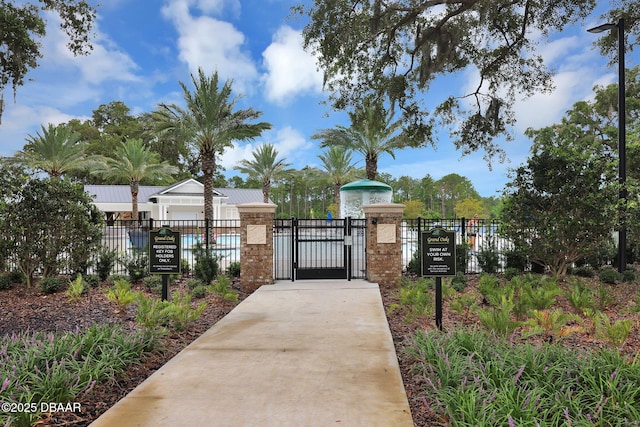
[142,275,163,295]
[105,278,138,310]
[449,272,467,292]
[211,275,238,302]
[123,253,149,282]
[389,277,433,322]
[598,266,622,284]
[622,267,637,282]
[226,261,241,278]
[39,276,64,294]
[185,278,204,290]
[521,309,582,341]
[477,274,502,306]
[193,242,219,285]
[84,274,100,288]
[135,291,206,332]
[66,275,88,302]
[406,249,421,276]
[94,247,118,281]
[476,293,520,336]
[191,285,209,299]
[504,246,527,271]
[0,273,12,290]
[502,267,520,281]
[595,313,633,348]
[7,270,24,285]
[180,258,191,275]
[455,243,469,274]
[564,278,595,315]
[477,238,500,274]
[572,265,595,278]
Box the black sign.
[421,228,456,277]
[149,227,181,274]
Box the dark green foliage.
[572,266,595,278]
[504,247,527,271]
[622,267,637,282]
[226,261,241,278]
[124,253,148,282]
[6,269,25,285]
[0,273,12,290]
[455,243,469,274]
[502,267,520,281]
[180,258,191,275]
[142,275,162,295]
[407,248,421,276]
[95,247,118,281]
[39,276,65,294]
[191,285,208,299]
[185,278,204,290]
[477,238,500,274]
[599,267,622,284]
[193,242,219,285]
[449,272,467,293]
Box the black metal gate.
[273,218,366,281]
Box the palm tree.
[317,146,357,218]
[152,68,271,223]
[92,138,178,226]
[16,123,86,178]
[235,144,292,203]
[312,98,404,180]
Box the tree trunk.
[130,179,139,228]
[202,152,215,244]
[334,183,341,219]
[365,153,377,180]
[263,178,270,203]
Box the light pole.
[588,18,626,273]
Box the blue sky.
[0,0,630,197]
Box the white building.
[85,178,265,223]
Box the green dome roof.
[340,179,392,192]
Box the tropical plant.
[317,146,358,217]
[595,313,633,349]
[66,275,87,302]
[476,293,519,337]
[94,247,118,281]
[105,278,138,310]
[312,98,404,180]
[235,144,292,203]
[152,68,271,227]
[15,123,87,178]
[91,138,178,226]
[564,278,595,315]
[521,309,582,342]
[211,275,238,302]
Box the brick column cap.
[362,203,405,215]
[237,203,277,214]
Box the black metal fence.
[97,219,241,277]
[401,218,508,274]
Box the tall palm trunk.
[365,153,377,180]
[130,178,139,227]
[262,178,270,203]
[334,182,342,219]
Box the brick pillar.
[237,203,276,291]
[362,203,405,288]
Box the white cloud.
[161,0,257,92]
[262,26,324,104]
[220,126,312,171]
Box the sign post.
[149,226,181,301]
[421,227,456,330]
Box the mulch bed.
[1,275,639,426]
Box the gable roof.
[84,180,267,205]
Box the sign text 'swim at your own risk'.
[421,228,456,277]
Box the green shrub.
[599,266,622,284]
[476,293,520,336]
[477,274,502,306]
[595,313,633,348]
[105,278,138,309]
[39,276,64,294]
[564,278,595,315]
[191,285,209,299]
[572,265,595,278]
[520,278,560,310]
[193,242,219,285]
[226,261,241,278]
[142,275,163,294]
[456,243,469,273]
[406,249,421,275]
[124,252,149,282]
[94,247,118,281]
[449,272,467,292]
[185,278,204,290]
[135,291,206,332]
[84,274,101,288]
[106,274,128,286]
[7,269,25,285]
[502,267,520,281]
[180,258,191,275]
[212,275,238,302]
[477,238,500,274]
[622,267,637,282]
[0,273,12,290]
[66,274,88,302]
[504,246,527,271]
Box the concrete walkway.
[90,280,413,427]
